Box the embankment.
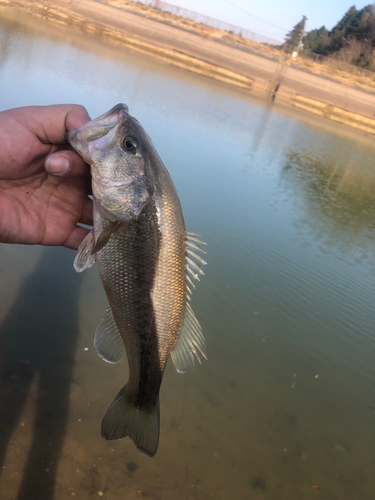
[1,0,375,135]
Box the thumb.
[45,150,90,178]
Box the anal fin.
[171,303,207,373]
[94,306,125,364]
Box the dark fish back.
[95,200,163,409]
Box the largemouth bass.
[67,104,207,457]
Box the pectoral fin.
[91,222,116,254]
[73,230,96,272]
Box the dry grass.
[290,55,375,90]
[102,0,375,91]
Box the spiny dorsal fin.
[187,240,207,255]
[186,231,207,293]
[187,232,207,246]
[171,303,207,373]
[94,306,125,364]
[74,229,96,273]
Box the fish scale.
[96,201,163,399]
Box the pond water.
[1,7,375,500]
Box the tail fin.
[101,385,160,458]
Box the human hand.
[0,105,93,250]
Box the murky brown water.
[1,7,375,500]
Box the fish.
[67,103,207,457]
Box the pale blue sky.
[166,0,373,42]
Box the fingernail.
[46,156,70,174]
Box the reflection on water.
[1,6,375,500]
[282,141,375,260]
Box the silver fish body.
[68,104,207,457]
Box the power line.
[223,0,289,32]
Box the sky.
[164,0,374,42]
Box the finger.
[45,150,90,177]
[63,226,91,251]
[18,104,91,145]
[65,105,92,132]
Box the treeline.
[303,4,375,69]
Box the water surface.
[1,8,375,500]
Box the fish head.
[67,103,154,222]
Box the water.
[1,7,375,499]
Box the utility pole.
[292,16,307,58]
[296,25,306,53]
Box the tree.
[330,5,358,35]
[285,15,307,47]
[302,3,375,63]
[303,26,329,52]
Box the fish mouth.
[67,103,129,163]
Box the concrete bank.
[0,0,253,89]
[2,0,375,135]
[292,95,375,134]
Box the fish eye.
[123,136,137,153]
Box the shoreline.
[2,0,375,135]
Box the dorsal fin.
[171,231,208,373]
[185,231,207,296]
[171,303,207,373]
